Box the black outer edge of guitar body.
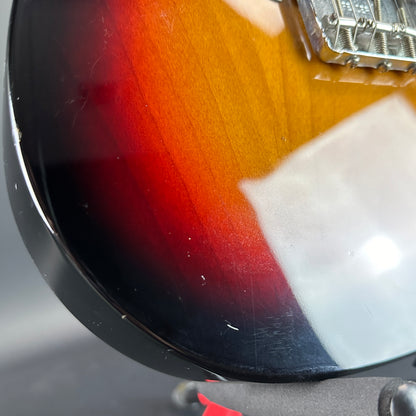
[2,66,223,383]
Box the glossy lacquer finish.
[6,0,416,381]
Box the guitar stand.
[172,378,416,416]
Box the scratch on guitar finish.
[226,321,240,331]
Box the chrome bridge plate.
[297,0,416,71]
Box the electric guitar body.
[4,0,416,381]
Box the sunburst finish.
[6,0,416,381]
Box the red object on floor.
[198,393,243,416]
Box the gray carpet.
[0,334,202,416]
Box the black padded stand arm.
[175,378,416,416]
